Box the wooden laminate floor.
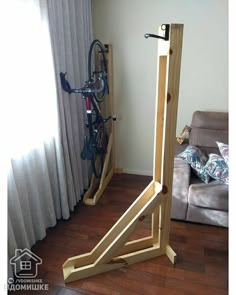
[10,174,228,294]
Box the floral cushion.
[204,153,229,185]
[216,141,229,166]
[177,145,210,183]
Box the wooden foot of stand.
[63,24,183,283]
[166,245,177,264]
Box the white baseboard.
[122,168,153,177]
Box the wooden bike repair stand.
[63,24,184,283]
[83,44,115,206]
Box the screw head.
[139,215,145,222]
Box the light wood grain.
[63,24,183,283]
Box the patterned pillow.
[204,153,229,185]
[216,141,229,166]
[177,145,210,183]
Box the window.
[1,0,59,161]
[20,261,31,271]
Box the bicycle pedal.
[112,116,117,121]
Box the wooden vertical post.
[62,24,184,283]
[107,45,115,170]
[154,25,183,262]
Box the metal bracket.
[144,24,170,41]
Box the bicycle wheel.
[88,39,108,103]
[91,125,108,178]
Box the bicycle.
[60,39,115,178]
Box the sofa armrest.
[171,158,191,220]
[175,139,188,156]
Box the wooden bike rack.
[83,44,115,206]
[63,24,184,283]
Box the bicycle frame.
[84,93,104,138]
[59,39,114,178]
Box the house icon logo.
[10,248,42,278]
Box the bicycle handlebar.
[60,72,107,95]
[60,72,72,93]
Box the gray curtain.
[47,0,93,209]
[8,0,93,278]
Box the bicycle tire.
[88,39,108,103]
[91,125,108,178]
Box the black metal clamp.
[144,24,170,41]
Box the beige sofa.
[171,111,228,227]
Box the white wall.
[92,0,228,176]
